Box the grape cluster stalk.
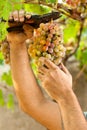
[28,21,66,66]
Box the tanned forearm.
[57,91,87,130]
[9,42,63,130]
[10,42,44,110]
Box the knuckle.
[44,58,47,63]
[54,67,58,72]
[19,10,24,16]
[13,10,18,15]
[51,68,58,75]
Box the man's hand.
[7,10,34,44]
[38,57,72,101]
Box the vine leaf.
[0,89,5,106]
[7,94,14,110]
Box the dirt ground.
[0,84,46,130]
[0,57,87,130]
[67,57,87,111]
[0,64,46,130]
[0,104,46,130]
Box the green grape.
[42,52,48,57]
[54,47,59,53]
[54,58,62,65]
[45,54,51,59]
[0,41,10,64]
[36,51,41,56]
[77,6,85,13]
[48,48,54,54]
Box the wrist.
[57,89,76,105]
[9,41,28,57]
[9,41,26,49]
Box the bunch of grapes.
[28,21,66,66]
[0,40,10,64]
[66,0,87,18]
[77,1,87,18]
[66,0,80,8]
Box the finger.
[19,10,25,22]
[25,12,31,19]
[9,12,13,20]
[58,63,64,71]
[37,73,44,81]
[38,66,48,74]
[39,57,57,69]
[13,10,19,21]
[60,63,70,75]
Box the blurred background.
[0,0,87,130]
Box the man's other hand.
[38,57,72,101]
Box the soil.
[0,105,46,130]
[0,64,46,130]
[0,57,87,130]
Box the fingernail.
[14,18,19,21]
[20,17,24,22]
[26,15,31,19]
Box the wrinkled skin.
[38,57,72,101]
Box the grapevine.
[0,0,87,66]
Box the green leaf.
[63,19,80,43]
[1,0,12,20]
[0,52,4,65]
[1,71,13,86]
[24,4,51,15]
[12,0,23,10]
[0,89,5,106]
[46,0,57,3]
[31,60,38,76]
[81,50,87,64]
[7,94,14,110]
[0,22,8,41]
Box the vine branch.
[73,64,86,86]
[23,0,83,21]
[64,20,85,62]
